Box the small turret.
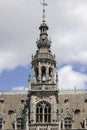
[30,0,58,91]
[36,21,51,49]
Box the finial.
[28,73,31,83]
[28,73,31,90]
[56,72,58,81]
[41,0,47,22]
[56,72,58,90]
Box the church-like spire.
[36,0,51,49]
[31,0,57,89]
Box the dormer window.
[85,98,87,103]
[16,117,24,130]
[74,109,80,115]
[0,118,3,129]
[64,117,72,129]
[0,98,4,104]
[8,109,15,115]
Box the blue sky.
[0,66,29,91]
[0,0,87,91]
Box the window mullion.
[43,106,44,123]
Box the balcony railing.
[30,84,57,91]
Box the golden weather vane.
[41,0,48,22]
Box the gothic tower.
[28,1,59,130]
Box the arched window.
[36,101,51,123]
[0,118,3,129]
[41,67,46,82]
[64,117,72,129]
[35,68,39,81]
[17,117,24,129]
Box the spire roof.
[36,1,51,49]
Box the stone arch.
[36,100,51,123]
[41,66,46,82]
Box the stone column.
[58,120,61,130]
[38,62,41,82]
[62,119,64,129]
[56,73,58,89]
[30,103,34,123]
[14,113,17,130]
[46,65,49,82]
[33,68,36,84]
[84,119,87,129]
[26,108,29,130]
[14,121,17,130]
[30,97,36,123]
[51,66,54,83]
[2,121,4,129]
[28,74,31,90]
[52,103,56,122]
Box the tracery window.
[0,118,3,129]
[36,101,51,123]
[17,117,24,129]
[64,117,72,129]
[35,68,39,81]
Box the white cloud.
[58,65,87,90]
[0,0,87,73]
[12,86,28,91]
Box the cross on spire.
[41,0,48,22]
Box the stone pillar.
[36,126,39,130]
[62,119,64,129]
[33,68,36,84]
[38,62,41,82]
[58,120,61,130]
[2,121,4,129]
[51,66,54,83]
[84,119,87,129]
[30,97,36,124]
[28,74,31,90]
[14,121,17,130]
[26,108,29,130]
[52,103,56,122]
[14,113,17,130]
[30,103,34,123]
[56,73,58,89]
[46,66,49,82]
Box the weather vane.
[41,0,48,22]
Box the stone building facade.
[0,91,87,130]
[0,2,87,130]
